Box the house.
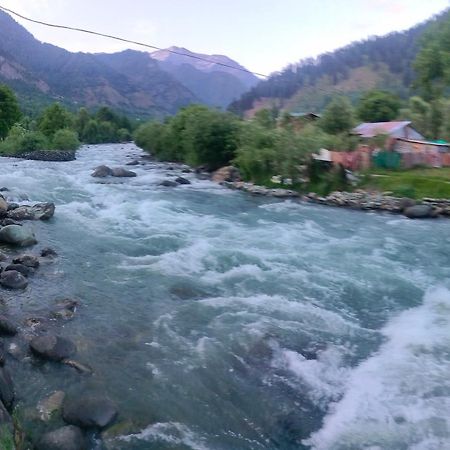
[352,121,425,141]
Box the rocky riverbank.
[220,179,447,219]
[0,190,118,449]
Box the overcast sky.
[1,0,449,75]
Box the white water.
[0,144,448,449]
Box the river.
[0,143,449,449]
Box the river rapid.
[0,143,449,450]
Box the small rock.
[7,203,55,221]
[0,225,37,247]
[30,335,76,362]
[0,270,28,290]
[404,204,434,219]
[13,254,39,268]
[159,180,178,187]
[398,197,416,211]
[5,264,32,277]
[1,218,18,226]
[37,391,66,422]
[125,160,139,166]
[41,247,58,257]
[0,188,9,192]
[175,177,191,185]
[0,316,18,336]
[0,198,8,214]
[62,359,93,375]
[111,168,137,178]
[92,165,113,178]
[212,166,241,183]
[36,425,86,450]
[0,367,14,411]
[52,299,79,320]
[63,393,118,429]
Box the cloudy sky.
[1,0,448,75]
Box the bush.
[52,129,80,151]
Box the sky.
[0,0,449,76]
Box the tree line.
[0,91,134,156]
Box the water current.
[0,143,449,449]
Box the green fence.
[372,151,401,169]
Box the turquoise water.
[0,144,449,449]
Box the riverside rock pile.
[0,190,118,449]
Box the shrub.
[52,129,80,151]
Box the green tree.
[357,90,400,122]
[38,103,73,138]
[414,15,450,100]
[0,84,21,139]
[52,129,80,150]
[319,97,354,134]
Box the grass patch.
[358,167,450,199]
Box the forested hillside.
[230,9,450,115]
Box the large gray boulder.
[62,393,118,429]
[91,165,113,178]
[111,167,137,178]
[7,203,55,221]
[0,270,28,289]
[30,335,76,361]
[5,263,32,277]
[36,425,86,450]
[0,225,37,247]
[404,204,434,219]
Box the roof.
[289,112,321,119]
[352,121,411,138]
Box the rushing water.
[0,143,449,449]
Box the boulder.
[0,270,28,289]
[30,335,76,362]
[13,254,40,268]
[212,166,241,183]
[91,165,113,178]
[0,198,8,215]
[41,247,58,257]
[62,393,118,429]
[52,299,79,320]
[404,204,434,219]
[5,263,32,277]
[175,177,191,185]
[398,197,417,211]
[111,168,137,178]
[0,225,37,247]
[126,160,139,166]
[7,203,55,221]
[36,425,86,450]
[0,316,17,336]
[0,367,14,411]
[37,391,65,422]
[159,180,178,187]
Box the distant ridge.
[229,8,450,116]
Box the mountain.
[0,11,256,117]
[229,9,450,117]
[151,46,259,108]
[0,10,200,117]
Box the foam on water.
[306,287,450,450]
[0,144,449,449]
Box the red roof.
[352,121,411,138]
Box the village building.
[352,121,425,140]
